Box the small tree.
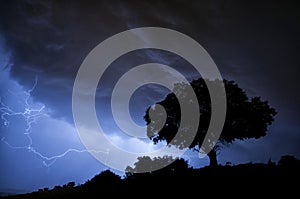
[126,156,190,174]
[144,78,276,166]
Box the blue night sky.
[0,0,299,193]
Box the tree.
[144,78,277,167]
[278,155,300,168]
[125,156,190,174]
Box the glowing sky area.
[0,0,299,193]
[0,60,171,191]
[0,50,204,191]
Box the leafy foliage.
[144,78,277,165]
[125,156,191,174]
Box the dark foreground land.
[1,155,299,198]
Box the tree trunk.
[207,149,218,167]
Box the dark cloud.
[0,0,130,119]
[0,0,299,158]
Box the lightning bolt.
[1,77,45,148]
[0,77,109,167]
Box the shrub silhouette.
[125,156,191,174]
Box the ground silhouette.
[1,155,299,198]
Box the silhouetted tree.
[278,155,300,168]
[84,170,121,191]
[125,156,190,174]
[144,78,277,166]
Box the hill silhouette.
[1,155,299,198]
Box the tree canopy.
[144,78,277,166]
[125,156,190,174]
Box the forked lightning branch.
[0,77,109,167]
